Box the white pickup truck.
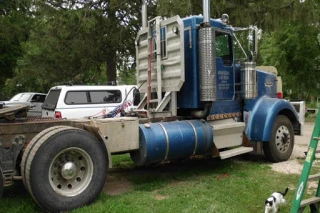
[42,85,138,119]
[1,92,47,117]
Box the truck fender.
[244,96,299,142]
[82,118,113,168]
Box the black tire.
[21,126,73,193]
[24,127,108,212]
[263,115,294,162]
[0,167,3,198]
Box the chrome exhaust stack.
[141,0,147,29]
[198,0,216,102]
[203,0,210,26]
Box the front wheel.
[263,115,294,162]
[22,127,108,212]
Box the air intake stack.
[241,62,257,99]
[198,0,216,102]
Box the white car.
[42,85,139,119]
[1,92,47,117]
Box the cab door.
[215,31,234,100]
[29,94,46,117]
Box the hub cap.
[49,147,93,197]
[275,125,290,153]
[61,162,77,180]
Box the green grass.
[0,154,304,213]
[305,116,317,122]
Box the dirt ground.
[103,174,134,195]
[103,122,316,195]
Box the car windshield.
[9,93,32,102]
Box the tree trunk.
[106,50,117,85]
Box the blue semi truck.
[134,0,300,163]
[0,0,300,212]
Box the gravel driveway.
[271,122,315,174]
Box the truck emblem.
[264,81,273,87]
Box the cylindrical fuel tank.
[241,61,257,99]
[130,120,213,166]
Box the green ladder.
[291,110,320,213]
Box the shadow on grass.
[1,181,42,212]
[107,154,269,191]
[3,181,26,196]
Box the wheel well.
[278,108,300,134]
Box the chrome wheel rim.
[49,147,93,197]
[275,125,290,153]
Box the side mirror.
[249,26,258,61]
[133,88,140,106]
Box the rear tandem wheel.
[21,126,108,212]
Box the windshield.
[232,26,260,62]
[9,93,32,102]
[232,29,250,62]
[42,89,61,110]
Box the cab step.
[219,146,253,159]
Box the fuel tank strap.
[158,123,170,160]
[185,120,198,155]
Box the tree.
[258,0,320,99]
[3,0,156,95]
[0,0,33,98]
[259,22,320,99]
[9,0,157,94]
[20,8,107,88]
[156,0,301,31]
[3,0,320,98]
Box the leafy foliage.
[1,0,320,101]
[0,0,33,98]
[3,0,157,96]
[157,0,301,30]
[259,1,320,99]
[20,8,107,88]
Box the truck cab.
[134,1,300,163]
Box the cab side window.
[216,33,233,66]
[31,94,46,103]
